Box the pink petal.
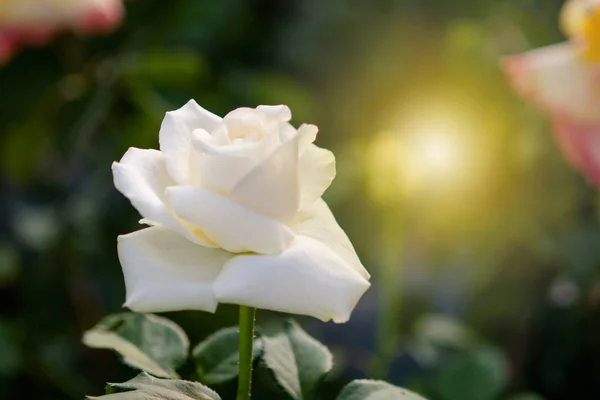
[0,31,19,64]
[552,114,600,186]
[77,0,124,34]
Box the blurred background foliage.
[1,0,599,399]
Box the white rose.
[112,100,370,323]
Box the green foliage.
[337,380,427,400]
[0,244,19,287]
[0,321,22,376]
[435,347,508,400]
[87,318,425,400]
[86,372,220,400]
[192,326,262,385]
[261,320,333,400]
[82,313,189,379]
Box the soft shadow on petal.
[292,198,369,280]
[166,186,295,254]
[118,227,232,313]
[502,42,600,123]
[159,99,221,184]
[199,153,257,195]
[230,133,300,222]
[213,236,371,323]
[112,148,213,246]
[191,128,259,195]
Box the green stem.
[237,306,256,400]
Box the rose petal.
[230,132,301,222]
[200,153,257,196]
[294,124,318,152]
[256,105,292,127]
[112,147,213,246]
[298,129,336,209]
[213,235,370,323]
[216,107,267,142]
[553,115,600,186]
[159,99,222,184]
[0,31,18,63]
[166,186,295,254]
[292,198,369,280]
[191,128,259,195]
[76,0,124,34]
[118,227,232,313]
[503,42,600,123]
[560,0,600,39]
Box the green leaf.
[435,347,508,400]
[414,315,478,350]
[0,244,19,287]
[192,326,262,385]
[82,313,189,378]
[0,320,22,376]
[410,315,480,368]
[337,380,427,400]
[262,320,333,400]
[86,372,220,400]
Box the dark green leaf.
[192,326,262,385]
[507,394,545,400]
[337,380,427,400]
[262,320,333,400]
[0,321,21,376]
[82,313,189,378]
[414,315,478,350]
[86,372,220,400]
[409,315,480,368]
[435,347,508,400]
[0,244,19,287]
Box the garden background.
[1,1,598,399]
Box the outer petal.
[159,99,222,184]
[118,227,232,313]
[0,31,18,63]
[298,142,336,209]
[76,0,124,34]
[213,236,370,323]
[166,186,295,254]
[112,148,213,246]
[553,115,600,186]
[292,198,369,280]
[503,42,600,123]
[256,105,292,127]
[230,131,301,222]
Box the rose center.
[561,0,600,62]
[581,6,600,62]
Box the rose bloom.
[0,0,123,63]
[503,0,600,186]
[112,101,371,323]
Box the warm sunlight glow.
[403,118,466,182]
[365,94,486,204]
